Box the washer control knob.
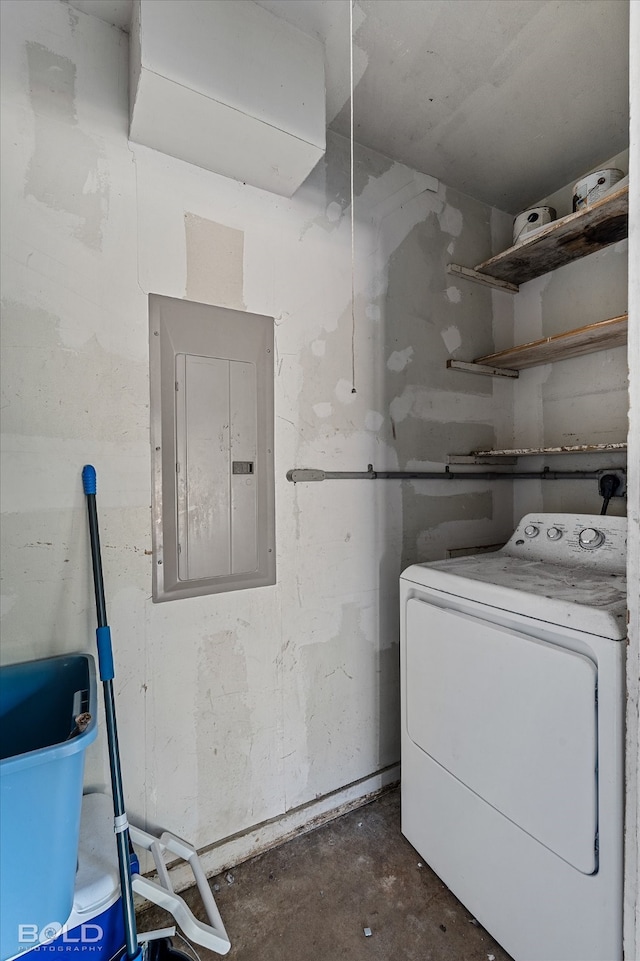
[579,528,605,550]
[547,526,562,541]
[524,525,539,538]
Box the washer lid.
[401,554,626,639]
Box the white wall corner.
[624,2,640,959]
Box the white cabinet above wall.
[129,0,326,196]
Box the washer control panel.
[506,513,626,573]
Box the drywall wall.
[508,157,629,521]
[1,0,512,870]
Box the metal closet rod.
[286,464,617,483]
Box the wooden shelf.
[449,184,628,289]
[448,443,627,465]
[476,313,627,369]
[448,313,628,377]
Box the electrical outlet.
[597,469,627,498]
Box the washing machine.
[400,512,626,961]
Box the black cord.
[599,474,621,515]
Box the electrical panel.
[149,294,275,601]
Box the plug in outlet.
[598,471,625,515]
[597,470,627,499]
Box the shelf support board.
[447,359,519,378]
[449,443,627,463]
[446,263,519,293]
[448,454,518,465]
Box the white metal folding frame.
[129,825,231,956]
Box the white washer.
[400,513,626,961]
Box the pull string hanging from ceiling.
[350,0,356,394]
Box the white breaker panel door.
[150,294,275,601]
[405,600,598,873]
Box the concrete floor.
[138,787,514,961]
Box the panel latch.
[232,461,254,475]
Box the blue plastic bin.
[15,793,125,961]
[0,654,97,961]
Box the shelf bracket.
[447,263,519,293]
[447,359,519,378]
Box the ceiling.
[67,0,630,213]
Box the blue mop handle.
[82,466,115,681]
[82,465,141,961]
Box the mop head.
[66,713,92,739]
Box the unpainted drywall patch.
[298,133,394,239]
[1,300,147,442]
[399,488,494,569]
[365,410,385,432]
[0,512,83,660]
[294,298,370,442]
[437,204,463,237]
[395,420,496,466]
[325,201,342,223]
[441,325,462,354]
[390,385,494,425]
[313,402,333,418]
[412,491,493,527]
[185,213,246,310]
[445,286,462,303]
[25,43,109,250]
[300,601,394,795]
[0,510,151,662]
[196,630,255,829]
[26,43,77,122]
[387,347,414,372]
